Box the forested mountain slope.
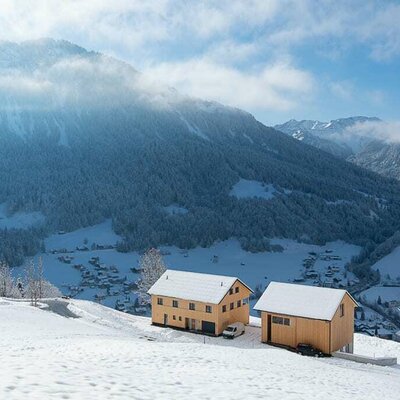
[1,39,400,266]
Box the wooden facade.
[259,292,357,354]
[150,280,252,336]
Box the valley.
[12,219,398,338]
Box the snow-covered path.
[0,298,399,400]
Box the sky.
[0,0,399,126]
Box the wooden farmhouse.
[254,282,358,354]
[148,269,253,336]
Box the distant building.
[148,270,253,336]
[254,282,358,354]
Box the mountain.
[275,117,400,179]
[1,39,400,268]
[1,298,400,399]
[349,141,400,180]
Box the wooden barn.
[254,282,358,354]
[148,269,253,336]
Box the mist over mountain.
[1,39,400,270]
[275,117,400,179]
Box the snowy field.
[0,203,45,229]
[44,220,120,250]
[371,246,400,280]
[18,221,361,313]
[229,179,279,199]
[361,286,400,303]
[0,298,399,400]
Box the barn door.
[267,314,272,342]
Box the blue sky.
[0,0,399,125]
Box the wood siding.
[151,280,251,335]
[260,292,356,353]
[296,318,330,353]
[261,312,330,352]
[330,293,356,352]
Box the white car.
[222,322,245,339]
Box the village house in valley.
[254,282,358,354]
[148,269,253,336]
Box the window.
[235,287,239,293]
[206,305,212,313]
[222,305,227,313]
[229,288,233,295]
[272,316,290,326]
[237,300,241,308]
[172,300,179,308]
[189,302,195,311]
[340,303,344,317]
[157,298,163,305]
[179,316,182,321]
[173,315,176,320]
[242,297,249,305]
[230,302,234,310]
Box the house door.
[163,313,168,326]
[267,314,272,342]
[191,318,196,330]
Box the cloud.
[0,0,398,120]
[0,53,168,111]
[1,1,399,62]
[143,58,315,112]
[345,120,400,143]
[329,81,354,101]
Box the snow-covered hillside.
[18,220,361,314]
[0,298,399,400]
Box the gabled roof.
[254,282,357,321]
[148,269,253,304]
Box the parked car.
[296,343,324,357]
[222,322,245,339]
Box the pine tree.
[137,248,166,305]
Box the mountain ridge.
[275,116,400,179]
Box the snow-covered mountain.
[275,117,400,179]
[1,39,400,269]
[1,297,399,399]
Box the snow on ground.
[361,286,400,303]
[229,179,278,199]
[44,219,120,251]
[0,203,45,229]
[371,246,400,280]
[0,298,399,400]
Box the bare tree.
[25,257,60,306]
[26,259,40,306]
[137,248,166,305]
[0,261,20,298]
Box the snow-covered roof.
[148,269,252,304]
[254,282,356,321]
